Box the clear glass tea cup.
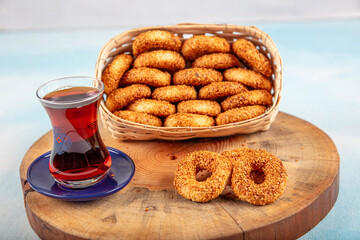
[36,76,111,189]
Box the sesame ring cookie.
[173,68,223,86]
[113,110,162,127]
[105,84,151,112]
[222,148,287,205]
[232,39,273,77]
[133,50,185,72]
[216,105,266,126]
[198,81,248,101]
[102,53,133,95]
[127,99,176,117]
[177,100,221,117]
[174,151,232,202]
[121,67,171,87]
[152,85,197,103]
[164,113,215,127]
[132,30,182,57]
[191,53,242,70]
[223,68,272,92]
[221,90,273,111]
[181,35,230,61]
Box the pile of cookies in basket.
[102,30,274,128]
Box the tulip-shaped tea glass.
[36,77,112,189]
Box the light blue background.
[0,20,359,239]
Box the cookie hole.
[250,168,265,184]
[183,34,193,39]
[196,169,212,182]
[169,155,177,160]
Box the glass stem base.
[52,168,110,189]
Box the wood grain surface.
[19,112,340,240]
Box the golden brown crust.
[216,105,266,125]
[221,90,273,111]
[174,151,232,202]
[102,54,133,95]
[105,84,151,112]
[223,68,272,92]
[181,35,230,61]
[173,68,223,86]
[152,85,197,103]
[222,148,287,205]
[232,39,273,77]
[191,53,242,70]
[177,100,221,117]
[127,98,176,117]
[113,110,162,127]
[121,67,171,87]
[164,113,215,127]
[133,50,185,72]
[132,30,182,57]
[198,81,248,101]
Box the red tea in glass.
[37,77,111,188]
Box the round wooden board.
[20,112,339,240]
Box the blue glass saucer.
[26,147,135,201]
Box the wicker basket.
[95,23,283,141]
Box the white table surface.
[0,20,359,239]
